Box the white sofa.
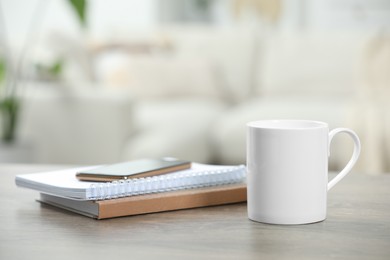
[18,27,390,174]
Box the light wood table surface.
[1,164,389,260]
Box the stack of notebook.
[15,160,247,219]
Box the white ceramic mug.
[246,120,361,225]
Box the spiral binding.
[86,165,246,200]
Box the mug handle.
[328,128,361,191]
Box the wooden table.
[1,164,389,260]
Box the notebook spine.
[86,165,246,200]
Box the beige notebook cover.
[39,183,247,219]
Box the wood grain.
[1,164,389,260]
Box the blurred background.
[0,0,389,174]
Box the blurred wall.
[3,0,390,49]
[1,0,158,48]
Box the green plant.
[0,96,19,143]
[68,0,88,28]
[0,58,5,82]
[0,57,19,143]
[0,1,87,143]
[35,59,64,81]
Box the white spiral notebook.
[15,163,246,201]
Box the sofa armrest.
[19,83,134,165]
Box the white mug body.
[247,120,330,225]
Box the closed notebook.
[15,163,246,200]
[39,183,247,219]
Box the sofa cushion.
[130,97,227,131]
[95,51,222,99]
[256,32,372,97]
[121,97,227,163]
[162,26,257,103]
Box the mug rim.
[247,120,328,130]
